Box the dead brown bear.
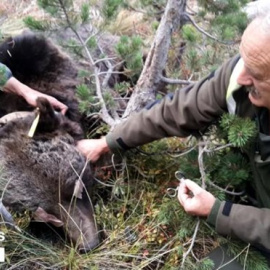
[0,32,99,252]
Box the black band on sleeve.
[222,201,233,216]
[116,137,130,151]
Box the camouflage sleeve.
[0,63,12,88]
[207,199,270,252]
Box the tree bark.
[122,0,187,119]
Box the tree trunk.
[122,0,187,119]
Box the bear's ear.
[33,207,64,227]
[36,97,61,133]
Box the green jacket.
[106,55,270,252]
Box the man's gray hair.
[243,0,270,35]
[244,0,270,20]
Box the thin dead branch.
[160,74,195,85]
[185,13,237,45]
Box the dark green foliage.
[137,0,166,14]
[102,0,124,19]
[185,48,202,72]
[182,25,199,43]
[76,84,100,114]
[174,149,201,180]
[103,91,116,109]
[114,81,130,96]
[214,12,248,35]
[179,0,249,80]
[115,35,144,81]
[23,16,49,31]
[198,0,249,15]
[77,69,91,78]
[139,0,158,6]
[220,114,257,147]
[157,198,194,232]
[37,0,82,28]
[86,36,97,50]
[80,3,90,23]
[205,150,251,190]
[66,39,83,57]
[76,83,92,100]
[37,0,70,16]
[116,36,143,56]
[196,258,215,270]
[211,11,248,40]
[226,241,270,270]
[197,0,249,39]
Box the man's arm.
[76,55,239,161]
[106,55,239,153]
[0,63,67,114]
[208,200,270,252]
[178,180,270,252]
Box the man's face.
[238,20,270,110]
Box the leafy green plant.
[115,35,144,81]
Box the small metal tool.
[166,171,186,197]
[175,171,186,183]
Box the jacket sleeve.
[0,63,12,88]
[106,55,239,153]
[207,199,270,252]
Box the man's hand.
[76,137,110,162]
[4,77,68,114]
[24,90,68,115]
[177,180,216,217]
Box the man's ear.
[33,207,64,227]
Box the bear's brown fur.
[0,33,99,252]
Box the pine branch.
[90,71,126,77]
[201,142,233,153]
[94,67,118,126]
[55,0,117,126]
[167,145,196,158]
[185,13,237,45]
[96,43,115,89]
[208,180,245,196]
[93,57,118,65]
[95,44,122,121]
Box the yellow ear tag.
[28,109,40,138]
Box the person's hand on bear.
[76,137,110,162]
[4,77,68,115]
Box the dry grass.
[108,10,152,37]
[0,0,44,36]
[0,0,43,19]
[0,0,93,37]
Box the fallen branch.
[181,218,201,269]
[160,75,195,85]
